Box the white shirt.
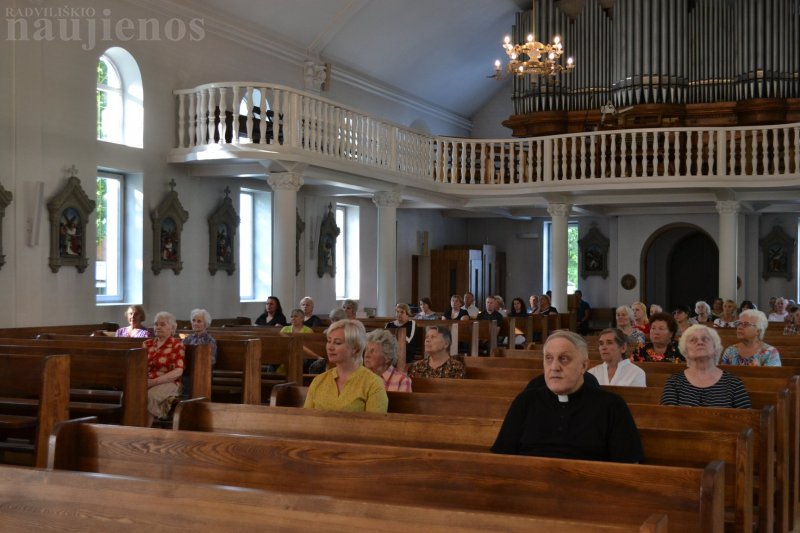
[462,304,479,319]
[588,359,646,387]
[768,311,788,323]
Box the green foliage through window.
[96,177,107,248]
[568,224,578,290]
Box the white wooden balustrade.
[173,82,800,187]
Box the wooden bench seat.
[29,335,213,397]
[0,465,666,533]
[0,353,69,467]
[176,399,751,532]
[0,341,149,426]
[48,420,723,532]
[270,386,756,531]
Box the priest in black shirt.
[491,330,643,463]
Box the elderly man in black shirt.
[491,330,643,463]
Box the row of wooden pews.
[0,463,668,532]
[42,415,690,532]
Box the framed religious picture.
[47,171,96,273]
[760,225,794,281]
[208,187,240,276]
[578,223,609,279]
[317,203,340,278]
[0,183,11,270]
[151,179,189,275]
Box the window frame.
[95,171,124,303]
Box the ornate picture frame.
[578,223,609,279]
[0,183,12,270]
[208,187,240,276]
[317,203,340,278]
[760,225,794,281]
[47,172,96,273]
[151,179,189,275]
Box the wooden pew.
[272,386,752,531]
[41,333,259,404]
[0,338,212,425]
[48,420,723,532]
[0,465,666,533]
[175,400,750,532]
[9,459,664,532]
[0,354,69,467]
[0,342,147,427]
[0,323,118,339]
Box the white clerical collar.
[557,394,569,403]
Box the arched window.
[96,48,143,148]
[97,56,122,143]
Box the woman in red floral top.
[143,311,185,425]
[632,312,684,363]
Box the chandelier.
[491,5,574,79]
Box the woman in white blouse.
[588,328,647,387]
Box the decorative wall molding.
[151,179,189,275]
[208,187,240,276]
[47,169,96,273]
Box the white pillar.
[267,172,304,308]
[547,203,571,312]
[716,200,739,301]
[373,190,402,316]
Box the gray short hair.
[329,308,346,321]
[366,329,399,367]
[342,299,359,312]
[616,305,634,324]
[543,330,588,360]
[678,324,723,364]
[153,311,177,334]
[189,308,211,328]
[739,309,769,340]
[695,300,711,315]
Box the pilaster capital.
[372,190,403,209]
[547,203,572,218]
[267,172,304,192]
[715,200,740,215]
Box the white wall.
[470,81,515,139]
[0,0,473,327]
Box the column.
[716,200,739,300]
[547,203,572,312]
[373,190,402,317]
[267,172,304,308]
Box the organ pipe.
[509,0,799,114]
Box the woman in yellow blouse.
[304,319,388,413]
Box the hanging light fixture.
[490,2,574,79]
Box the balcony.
[170,82,800,211]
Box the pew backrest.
[47,420,724,532]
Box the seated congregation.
[1,290,799,532]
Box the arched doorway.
[642,225,718,310]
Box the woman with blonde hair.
[631,302,649,335]
[304,319,388,412]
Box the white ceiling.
[183,0,535,119]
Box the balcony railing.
[173,83,800,186]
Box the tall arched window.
[97,55,123,143]
[96,48,143,148]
